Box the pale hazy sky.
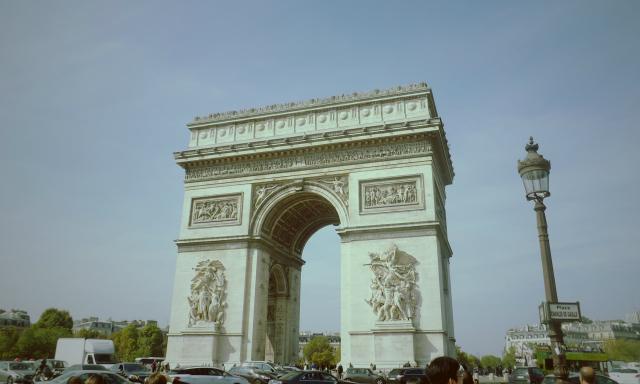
[1,1,639,357]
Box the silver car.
[168,367,250,384]
[0,361,36,384]
[47,370,132,384]
[0,361,37,384]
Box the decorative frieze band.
[185,139,431,182]
[189,194,243,227]
[359,175,424,214]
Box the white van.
[54,338,117,369]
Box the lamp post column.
[534,199,568,384]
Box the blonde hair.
[85,374,106,384]
[147,373,168,384]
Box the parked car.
[543,373,619,384]
[65,365,109,372]
[609,369,640,384]
[386,368,428,384]
[228,367,277,384]
[344,368,385,384]
[509,367,545,384]
[273,367,299,378]
[167,367,249,384]
[110,363,151,383]
[46,370,131,384]
[0,361,37,384]
[268,371,351,384]
[240,364,277,375]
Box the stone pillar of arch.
[165,83,455,368]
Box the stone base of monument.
[166,331,239,368]
[371,321,417,368]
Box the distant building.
[73,317,162,336]
[0,309,31,328]
[505,313,640,366]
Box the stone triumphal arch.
[166,83,455,368]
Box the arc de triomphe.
[166,83,455,368]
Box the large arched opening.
[253,184,346,364]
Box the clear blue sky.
[1,1,639,357]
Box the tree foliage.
[0,328,22,359]
[502,346,516,368]
[14,327,71,359]
[456,345,480,370]
[604,339,640,362]
[111,324,166,361]
[480,355,502,370]
[303,336,336,369]
[35,309,73,330]
[74,329,108,339]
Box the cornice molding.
[189,82,430,126]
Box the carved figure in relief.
[364,182,417,208]
[188,260,227,328]
[192,199,238,224]
[364,244,417,322]
[255,184,279,207]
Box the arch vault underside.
[166,83,455,368]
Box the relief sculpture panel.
[359,175,424,214]
[188,259,227,329]
[189,194,242,227]
[365,244,418,322]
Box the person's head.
[148,373,168,384]
[427,357,461,384]
[85,374,106,384]
[461,371,473,384]
[67,376,83,384]
[579,367,595,384]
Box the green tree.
[502,346,516,369]
[334,346,341,366]
[137,324,165,357]
[112,325,140,361]
[480,355,502,370]
[603,339,640,362]
[14,327,71,359]
[303,336,335,369]
[0,327,23,359]
[456,345,472,369]
[581,316,594,324]
[75,329,108,339]
[35,308,73,331]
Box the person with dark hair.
[461,371,473,384]
[426,357,460,384]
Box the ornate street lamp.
[517,137,569,384]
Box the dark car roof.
[66,364,109,371]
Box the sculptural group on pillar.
[365,244,418,322]
[188,259,227,328]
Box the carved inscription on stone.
[189,194,242,227]
[360,176,424,214]
[185,140,431,182]
[188,259,227,328]
[365,245,418,322]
